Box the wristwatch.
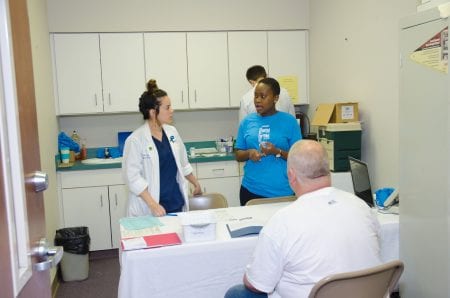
[276,149,282,158]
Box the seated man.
[225,140,381,298]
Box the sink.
[81,157,123,165]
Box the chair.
[188,193,228,210]
[308,260,404,298]
[245,195,296,206]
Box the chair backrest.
[308,260,404,298]
[188,193,228,210]
[245,195,296,206]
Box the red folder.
[121,233,182,250]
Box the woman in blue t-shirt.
[235,77,302,206]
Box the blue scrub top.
[153,131,184,213]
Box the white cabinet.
[100,33,146,113]
[52,34,102,114]
[58,170,127,251]
[268,31,309,104]
[52,33,145,115]
[109,185,129,249]
[195,161,240,207]
[228,31,268,107]
[187,32,230,109]
[144,33,189,110]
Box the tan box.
[311,102,359,126]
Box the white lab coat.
[122,123,193,216]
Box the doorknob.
[26,171,48,192]
[32,238,63,272]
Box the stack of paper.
[120,215,182,250]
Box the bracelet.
[276,149,282,158]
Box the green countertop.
[56,141,236,172]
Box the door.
[52,33,103,114]
[0,0,53,297]
[62,187,111,251]
[145,32,189,110]
[109,184,128,249]
[187,32,230,109]
[100,33,145,113]
[228,31,268,107]
[268,30,309,104]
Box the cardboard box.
[311,102,359,126]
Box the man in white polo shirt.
[239,65,296,122]
[225,140,381,298]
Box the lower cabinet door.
[109,185,128,248]
[198,176,240,207]
[62,186,111,251]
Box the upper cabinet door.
[52,34,103,114]
[100,33,145,113]
[144,33,189,110]
[228,32,268,108]
[268,31,309,104]
[187,32,229,109]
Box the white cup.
[60,147,70,164]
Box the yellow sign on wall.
[278,75,300,104]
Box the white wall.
[46,0,309,32]
[309,0,417,190]
[59,110,239,147]
[27,0,59,282]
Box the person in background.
[235,77,302,206]
[225,140,381,298]
[122,79,202,217]
[239,65,296,122]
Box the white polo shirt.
[245,187,381,298]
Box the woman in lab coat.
[122,80,202,217]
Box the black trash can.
[54,226,90,281]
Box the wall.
[309,0,417,190]
[26,0,59,282]
[46,0,309,32]
[59,110,239,147]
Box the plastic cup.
[60,147,70,163]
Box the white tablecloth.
[118,203,399,298]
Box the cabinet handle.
[115,194,118,206]
[100,194,103,207]
[194,90,197,102]
[181,90,184,103]
[94,94,98,106]
[108,93,111,105]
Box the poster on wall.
[410,26,448,74]
[277,75,299,103]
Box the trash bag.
[54,227,90,255]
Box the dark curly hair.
[139,79,168,120]
[257,77,281,96]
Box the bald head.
[287,140,331,195]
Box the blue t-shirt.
[236,111,302,197]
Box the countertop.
[56,141,236,172]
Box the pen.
[166,213,178,216]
